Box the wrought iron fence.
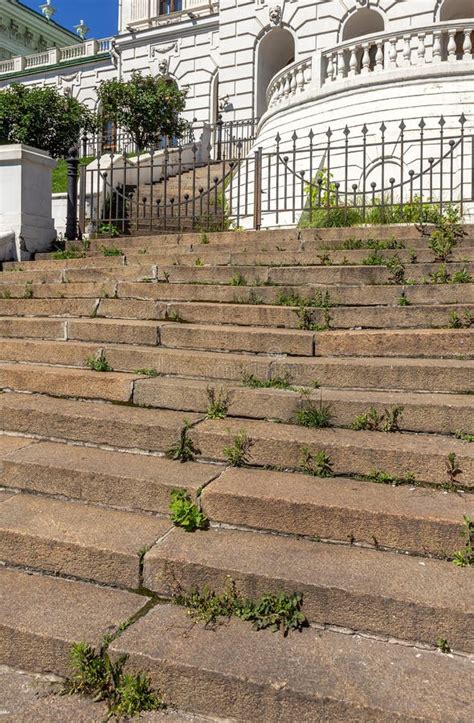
[73,114,473,238]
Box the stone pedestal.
[0,144,57,261]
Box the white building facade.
[1,0,473,228]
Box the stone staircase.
[0,224,473,720]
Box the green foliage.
[448,310,473,329]
[200,233,210,244]
[398,294,411,306]
[277,289,332,308]
[233,289,264,305]
[446,452,462,487]
[300,448,333,478]
[0,84,96,158]
[100,245,123,256]
[206,387,229,420]
[428,264,450,284]
[85,353,113,372]
[450,268,472,284]
[223,431,253,467]
[423,204,465,262]
[385,254,406,284]
[167,310,185,323]
[175,577,307,636]
[63,639,163,716]
[365,469,411,486]
[454,431,474,443]
[230,272,247,286]
[296,305,331,331]
[241,372,293,390]
[166,421,200,463]
[53,248,85,260]
[452,516,473,567]
[362,251,385,266]
[97,72,187,151]
[99,222,121,238]
[169,488,209,532]
[351,406,404,433]
[436,638,451,653]
[134,368,159,377]
[294,401,332,428]
[52,156,94,193]
[23,282,33,299]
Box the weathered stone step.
[191,418,474,487]
[110,603,473,722]
[134,377,474,434]
[0,492,170,588]
[201,467,472,557]
[0,567,148,676]
[1,439,218,513]
[0,298,97,317]
[3,255,126,272]
[0,393,202,451]
[0,363,141,402]
[117,280,474,307]
[0,339,471,392]
[0,280,117,299]
[143,526,473,651]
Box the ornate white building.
[0,1,77,61]
[1,0,473,228]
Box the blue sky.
[22,0,118,39]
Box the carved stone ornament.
[269,5,282,25]
[158,58,169,75]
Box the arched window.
[440,0,474,20]
[342,8,384,42]
[256,28,295,117]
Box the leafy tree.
[97,72,188,151]
[0,83,96,158]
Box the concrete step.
[117,280,474,306]
[201,466,473,557]
[143,526,473,651]
[109,603,474,721]
[133,377,474,434]
[0,492,171,588]
[0,393,202,451]
[1,339,471,392]
[191,417,474,487]
[1,439,219,513]
[0,567,148,676]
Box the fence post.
[216,114,223,162]
[65,146,80,241]
[253,146,263,230]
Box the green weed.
[351,406,404,433]
[100,246,123,257]
[230,272,247,286]
[446,452,462,487]
[223,431,253,467]
[23,282,33,299]
[167,310,185,323]
[300,448,333,478]
[134,368,159,377]
[454,431,474,443]
[294,401,332,429]
[385,254,405,284]
[166,420,200,463]
[85,353,113,372]
[436,638,451,653]
[206,387,229,420]
[169,489,209,532]
[241,372,294,390]
[451,268,472,284]
[53,248,84,260]
[452,515,473,567]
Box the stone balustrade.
[266,58,312,110]
[0,38,113,77]
[322,21,474,85]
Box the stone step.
[0,567,148,676]
[0,393,202,451]
[1,439,219,513]
[117,280,474,306]
[0,280,117,299]
[134,377,474,434]
[201,467,472,557]
[3,255,126,272]
[109,603,473,721]
[0,339,471,392]
[0,298,97,317]
[0,363,141,402]
[191,418,474,487]
[143,526,473,652]
[0,492,171,588]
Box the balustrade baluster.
[326,53,334,82]
[304,61,311,85]
[403,34,411,66]
[433,31,442,62]
[290,69,297,96]
[298,64,305,91]
[349,46,358,76]
[284,72,291,98]
[463,28,473,59]
[447,29,457,62]
[388,37,397,68]
[361,44,370,74]
[417,33,426,65]
[375,40,384,71]
[337,49,346,79]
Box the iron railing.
[74,114,473,236]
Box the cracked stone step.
[0,338,471,392]
[0,363,141,402]
[191,418,474,486]
[116,280,474,306]
[0,393,202,451]
[143,526,474,652]
[201,466,473,557]
[0,566,147,675]
[0,494,171,588]
[133,377,474,434]
[109,603,474,721]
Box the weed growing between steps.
[385,255,406,284]
[276,290,332,309]
[63,638,163,717]
[100,246,124,257]
[351,406,404,433]
[448,310,473,329]
[169,489,209,532]
[452,516,474,567]
[23,281,33,299]
[85,352,113,372]
[223,431,253,467]
[134,368,159,377]
[436,638,452,653]
[445,453,463,490]
[166,421,200,462]
[296,305,332,331]
[53,248,85,260]
[455,431,474,443]
[242,372,293,390]
[300,448,333,478]
[230,272,247,286]
[364,469,416,487]
[206,387,229,419]
[174,577,307,636]
[418,205,466,262]
[294,401,333,429]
